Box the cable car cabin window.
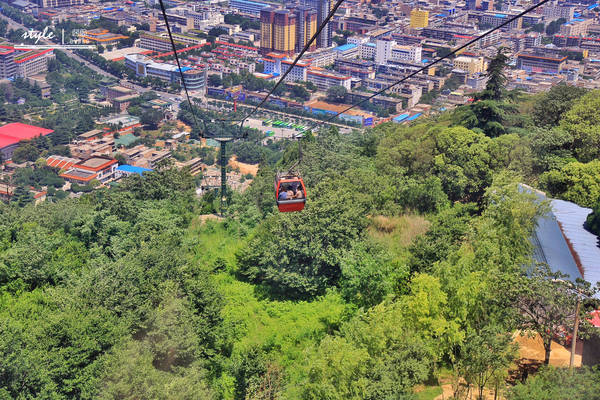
[275,177,306,212]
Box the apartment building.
[560,18,592,36]
[307,69,351,90]
[453,56,486,74]
[260,8,296,56]
[140,33,185,52]
[230,0,271,15]
[516,53,567,74]
[15,49,53,78]
[410,9,429,28]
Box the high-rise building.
[295,6,317,52]
[375,37,395,65]
[260,8,297,56]
[304,0,332,48]
[410,9,429,28]
[260,8,275,54]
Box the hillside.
[2,82,600,399]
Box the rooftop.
[0,123,54,149]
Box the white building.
[391,45,422,63]
[376,38,396,65]
[307,69,351,90]
[359,42,376,59]
[281,60,309,81]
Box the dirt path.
[433,332,582,400]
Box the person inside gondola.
[278,185,289,200]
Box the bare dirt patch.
[229,155,259,176]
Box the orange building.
[81,29,128,47]
[260,8,297,56]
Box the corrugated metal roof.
[523,184,600,293]
[551,199,600,288]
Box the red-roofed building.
[60,156,118,184]
[46,155,80,170]
[0,123,54,161]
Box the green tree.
[458,326,518,400]
[208,74,222,87]
[237,178,369,299]
[327,85,348,103]
[559,89,600,162]
[540,160,600,207]
[509,264,581,365]
[11,143,40,163]
[478,47,509,101]
[509,366,600,400]
[585,197,600,235]
[141,108,164,130]
[11,185,33,207]
[531,83,587,127]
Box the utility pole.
[214,137,233,217]
[570,295,581,370]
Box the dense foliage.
[2,77,600,399]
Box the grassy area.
[416,386,443,400]
[188,219,348,363]
[368,214,430,258]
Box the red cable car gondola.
[275,174,307,212]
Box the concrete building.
[124,54,207,91]
[410,9,429,28]
[359,42,376,59]
[230,0,271,16]
[0,46,53,79]
[516,53,567,74]
[140,33,185,52]
[81,29,128,47]
[0,48,16,79]
[560,18,592,36]
[281,59,310,81]
[60,156,118,185]
[15,49,52,78]
[295,6,317,52]
[375,38,395,65]
[543,2,575,21]
[304,0,333,48]
[260,9,297,56]
[453,56,486,74]
[307,69,351,90]
[33,0,83,7]
[391,45,422,63]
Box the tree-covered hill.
[2,84,600,399]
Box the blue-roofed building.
[407,113,422,121]
[333,43,358,58]
[523,185,600,294]
[393,113,409,123]
[115,165,152,178]
[334,44,357,52]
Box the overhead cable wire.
[306,0,554,131]
[157,0,200,131]
[237,0,347,128]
